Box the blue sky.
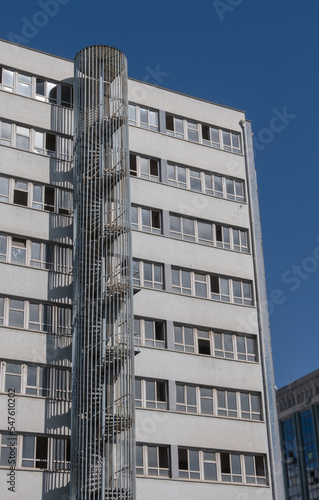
[0,0,318,388]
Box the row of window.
[130,153,246,203]
[134,318,257,362]
[0,67,73,107]
[136,378,262,421]
[0,233,72,273]
[0,297,71,335]
[0,361,71,400]
[0,434,70,471]
[0,175,72,215]
[132,206,249,253]
[133,260,253,306]
[0,120,73,160]
[137,444,267,485]
[128,104,242,154]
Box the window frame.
[128,103,159,131]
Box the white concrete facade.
[0,40,284,499]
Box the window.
[176,384,214,415]
[1,69,14,92]
[204,173,223,197]
[232,280,252,305]
[174,325,195,352]
[226,178,245,202]
[176,384,197,413]
[166,115,184,139]
[17,73,32,97]
[0,119,72,160]
[130,153,160,181]
[172,269,191,295]
[136,444,170,477]
[134,318,166,348]
[0,234,61,271]
[22,435,48,469]
[222,131,241,154]
[0,176,9,201]
[0,298,72,336]
[167,162,246,203]
[9,299,24,328]
[133,260,164,289]
[173,324,258,363]
[169,214,249,252]
[13,180,28,206]
[244,455,266,484]
[132,206,162,234]
[179,448,200,479]
[129,104,159,131]
[220,453,242,482]
[16,126,30,150]
[0,435,15,466]
[240,393,262,421]
[210,275,231,302]
[4,362,22,393]
[214,332,234,359]
[0,361,71,400]
[135,379,168,410]
[0,121,12,146]
[165,113,242,154]
[0,433,70,470]
[26,366,48,396]
[236,335,256,362]
[167,164,187,188]
[61,85,72,108]
[217,390,238,418]
[0,234,6,261]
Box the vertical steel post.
[71,46,134,500]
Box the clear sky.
[0,0,318,388]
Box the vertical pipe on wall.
[71,45,134,500]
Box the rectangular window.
[16,126,30,150]
[2,69,14,91]
[166,115,184,139]
[0,435,15,466]
[211,276,230,302]
[0,176,10,202]
[179,448,200,479]
[136,379,168,410]
[172,268,191,295]
[61,85,72,108]
[13,180,28,206]
[173,325,194,352]
[236,335,257,362]
[232,280,253,306]
[0,121,12,146]
[214,332,234,359]
[22,435,48,469]
[17,73,32,97]
[167,164,187,188]
[187,121,199,142]
[128,104,137,126]
[176,384,197,413]
[0,234,7,261]
[136,445,170,477]
[5,362,22,393]
[240,393,261,421]
[217,390,238,418]
[129,104,159,131]
[138,261,163,289]
[0,297,4,325]
[204,173,223,197]
[220,452,242,482]
[226,178,245,202]
[244,455,266,484]
[11,238,26,265]
[26,366,48,397]
[132,206,162,234]
[142,319,165,348]
[9,299,25,328]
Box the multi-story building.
[0,40,284,499]
[277,370,319,500]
